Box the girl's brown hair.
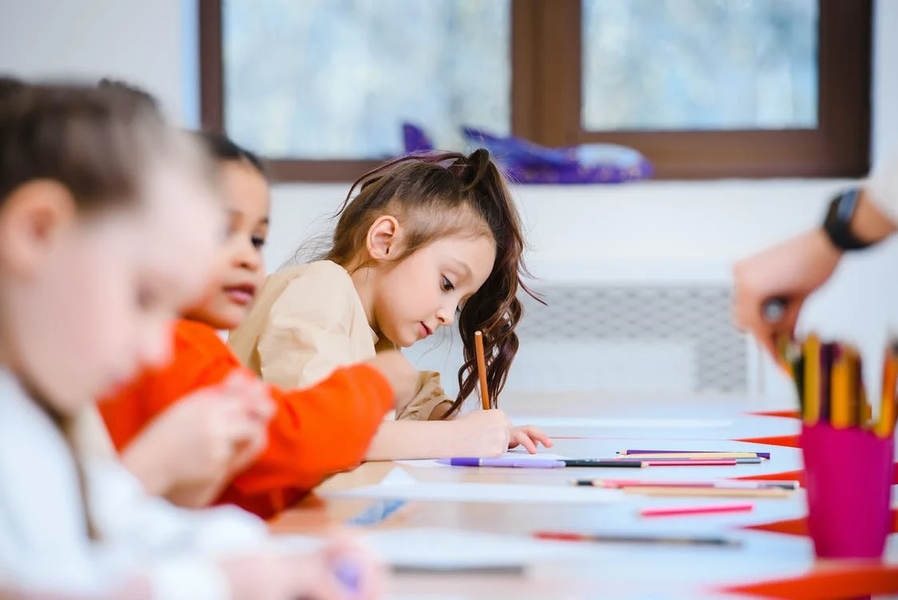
[327,149,539,417]
[0,81,208,538]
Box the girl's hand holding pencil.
[449,410,513,457]
[473,330,552,454]
[447,412,552,457]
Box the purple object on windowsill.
[402,123,653,184]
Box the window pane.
[223,0,511,159]
[581,0,818,132]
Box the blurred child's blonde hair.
[0,80,212,539]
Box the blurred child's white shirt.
[0,367,269,599]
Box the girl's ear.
[366,215,401,262]
[0,180,76,277]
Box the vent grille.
[508,285,746,393]
[406,284,748,397]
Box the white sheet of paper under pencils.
[277,527,580,573]
[320,468,623,504]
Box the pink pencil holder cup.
[801,422,894,559]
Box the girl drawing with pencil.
[230,150,552,460]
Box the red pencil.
[639,503,754,518]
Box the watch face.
[835,188,860,221]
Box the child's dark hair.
[97,77,160,111]
[0,75,26,100]
[195,130,266,176]
[0,83,207,539]
[328,149,539,416]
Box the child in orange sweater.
[100,132,416,518]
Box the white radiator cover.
[404,260,771,406]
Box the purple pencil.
[437,457,566,468]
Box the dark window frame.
[200,0,871,182]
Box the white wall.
[0,0,191,124]
[873,0,898,163]
[1,0,896,405]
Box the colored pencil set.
[611,449,769,467]
[775,334,897,437]
[438,451,770,469]
[572,477,797,499]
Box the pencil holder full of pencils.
[778,335,898,560]
[801,422,893,560]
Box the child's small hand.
[321,534,385,600]
[508,425,553,454]
[121,371,272,502]
[450,409,512,457]
[367,351,417,412]
[220,372,276,474]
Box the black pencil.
[534,531,741,547]
[564,460,648,469]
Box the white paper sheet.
[322,468,622,505]
[395,451,573,469]
[510,417,734,428]
[276,527,578,572]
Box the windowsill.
[266,177,861,281]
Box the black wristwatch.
[822,188,873,251]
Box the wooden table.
[270,406,898,599]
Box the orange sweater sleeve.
[219,364,393,518]
[99,319,395,519]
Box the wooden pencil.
[875,345,898,438]
[622,486,792,499]
[830,347,851,429]
[474,330,490,410]
[803,334,821,425]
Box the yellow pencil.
[474,330,490,410]
[830,347,851,429]
[875,346,897,438]
[803,334,821,425]
[622,487,792,499]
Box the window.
[223,0,510,159]
[581,0,818,132]
[201,0,871,182]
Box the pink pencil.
[641,459,737,466]
[589,479,797,490]
[640,503,754,518]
